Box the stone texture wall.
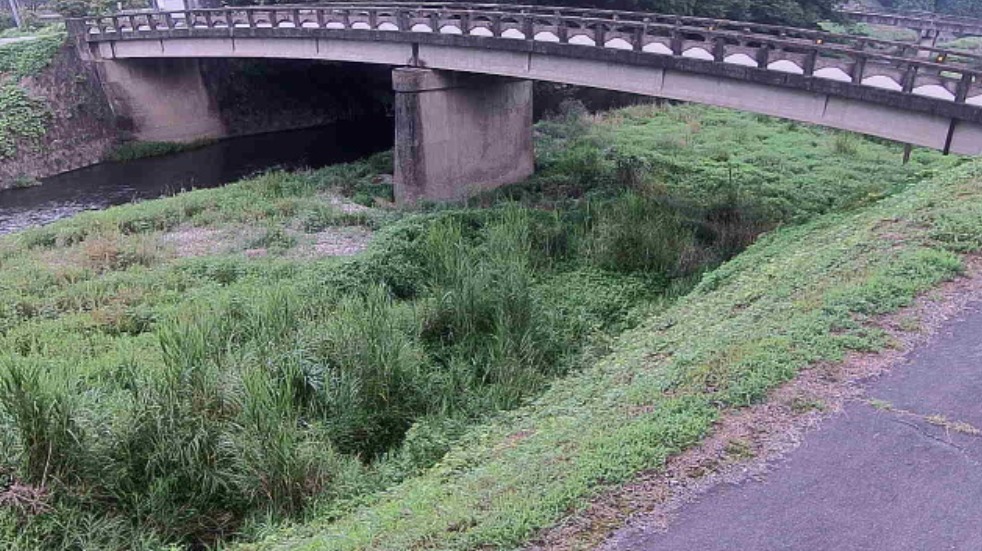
[0,45,118,188]
[0,55,393,189]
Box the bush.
[587,192,696,275]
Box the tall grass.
[0,103,954,549]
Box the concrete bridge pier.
[95,58,225,143]
[393,68,534,204]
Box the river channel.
[0,118,393,235]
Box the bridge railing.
[837,6,982,38]
[75,4,982,106]
[189,1,982,66]
[838,5,982,28]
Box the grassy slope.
[246,162,982,549]
[0,105,962,549]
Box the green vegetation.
[880,0,982,18]
[0,104,962,550]
[940,36,982,54]
[104,138,218,162]
[820,20,919,42]
[0,33,64,78]
[247,134,982,551]
[0,32,63,160]
[0,84,47,158]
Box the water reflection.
[0,118,392,235]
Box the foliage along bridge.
[69,3,982,203]
[838,6,982,45]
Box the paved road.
[610,301,982,551]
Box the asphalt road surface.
[609,301,982,551]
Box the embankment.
[0,39,393,189]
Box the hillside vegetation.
[0,104,960,549]
[0,31,63,160]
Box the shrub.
[587,192,696,275]
[0,84,48,159]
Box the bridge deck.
[69,3,982,153]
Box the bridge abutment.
[393,68,533,204]
[96,58,225,143]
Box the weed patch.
[0,103,961,549]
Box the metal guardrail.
[71,3,982,107]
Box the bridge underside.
[89,35,982,202]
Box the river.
[0,118,393,235]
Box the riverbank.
[0,119,393,235]
[0,30,395,190]
[247,121,982,551]
[0,30,117,188]
[0,104,960,549]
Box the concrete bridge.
[69,3,982,203]
[839,7,982,41]
[837,7,982,54]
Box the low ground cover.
[0,104,958,549]
[0,30,63,159]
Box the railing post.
[851,55,867,84]
[491,14,501,37]
[245,9,254,28]
[955,72,973,103]
[756,43,770,68]
[522,13,533,39]
[292,8,300,28]
[316,8,324,28]
[429,11,439,32]
[670,26,682,55]
[594,23,606,46]
[901,64,918,92]
[712,35,725,62]
[802,49,817,76]
[460,12,469,34]
[632,23,644,51]
[557,18,568,43]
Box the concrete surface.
[609,301,982,551]
[96,58,224,142]
[393,68,533,204]
[79,31,982,155]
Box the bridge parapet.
[72,3,982,108]
[838,6,982,37]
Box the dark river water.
[0,118,393,235]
